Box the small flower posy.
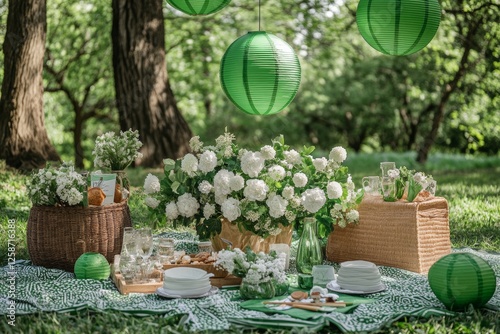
[144,131,363,239]
[385,166,435,202]
[92,129,143,170]
[215,248,287,285]
[27,162,87,207]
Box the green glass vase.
[296,217,323,274]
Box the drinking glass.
[380,162,396,178]
[424,179,437,196]
[121,227,138,259]
[119,254,137,284]
[157,237,175,264]
[362,176,381,196]
[138,228,153,282]
[381,176,397,201]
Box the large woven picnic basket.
[326,196,451,273]
[27,201,132,272]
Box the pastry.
[88,187,106,206]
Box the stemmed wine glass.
[138,227,153,282]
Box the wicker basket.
[27,201,132,272]
[326,196,450,273]
[211,218,293,253]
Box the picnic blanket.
[1,237,499,332]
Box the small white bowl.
[163,267,211,280]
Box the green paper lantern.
[220,31,301,116]
[428,253,497,311]
[356,0,441,55]
[166,0,231,16]
[74,252,110,280]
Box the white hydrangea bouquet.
[92,129,143,170]
[143,131,363,240]
[27,162,87,206]
[215,247,287,285]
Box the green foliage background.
[0,0,498,167]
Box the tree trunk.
[0,0,60,170]
[416,17,481,164]
[111,0,192,167]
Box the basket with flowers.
[144,131,363,252]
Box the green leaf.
[171,181,180,193]
[163,159,176,171]
[302,145,315,155]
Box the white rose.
[240,151,265,177]
[413,172,426,184]
[198,150,217,173]
[229,174,245,191]
[329,146,347,163]
[292,172,308,187]
[327,181,343,199]
[214,169,233,196]
[301,188,327,213]
[198,180,213,194]
[221,197,241,222]
[346,209,359,223]
[283,150,301,165]
[176,193,200,217]
[165,201,179,220]
[282,186,294,200]
[268,165,286,181]
[313,157,328,171]
[145,196,160,209]
[266,193,288,218]
[143,173,161,194]
[203,203,216,219]
[243,179,269,201]
[181,153,198,176]
[260,145,276,160]
[388,169,400,179]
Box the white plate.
[340,260,377,269]
[163,267,211,280]
[156,286,219,299]
[161,284,211,296]
[326,280,386,295]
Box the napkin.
[240,291,373,320]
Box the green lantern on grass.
[74,252,110,280]
[356,0,441,55]
[166,0,231,16]
[220,31,301,116]
[428,253,496,311]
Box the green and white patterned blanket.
[1,233,499,332]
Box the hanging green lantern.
[74,252,111,280]
[166,0,231,16]
[220,31,301,115]
[356,0,441,56]
[428,253,497,311]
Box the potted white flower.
[143,131,363,256]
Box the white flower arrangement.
[385,166,435,202]
[27,162,87,206]
[92,129,143,170]
[215,248,287,285]
[144,131,363,239]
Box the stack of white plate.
[336,260,383,292]
[161,267,213,297]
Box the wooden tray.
[111,271,242,295]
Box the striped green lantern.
[74,252,110,280]
[428,253,497,311]
[166,0,231,16]
[220,31,301,116]
[356,0,441,55]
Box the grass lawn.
[1,152,499,333]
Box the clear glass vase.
[112,170,130,199]
[273,279,290,296]
[239,279,275,299]
[296,217,323,274]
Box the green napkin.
[240,292,373,320]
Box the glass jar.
[273,279,290,296]
[239,279,275,300]
[296,217,323,274]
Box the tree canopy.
[0,0,498,168]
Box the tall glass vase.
[296,217,323,274]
